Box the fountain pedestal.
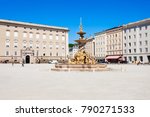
[51,20,109,72]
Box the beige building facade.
[0,19,69,63]
[95,26,123,62]
[105,26,123,62]
[106,26,123,56]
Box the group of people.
[12,59,25,67]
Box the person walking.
[22,59,24,67]
[12,60,14,66]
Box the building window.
[129,36,131,39]
[62,45,65,50]
[23,41,27,48]
[56,35,59,40]
[129,29,131,32]
[145,40,148,45]
[14,51,17,56]
[139,41,142,46]
[36,33,40,39]
[30,44,33,48]
[29,32,33,38]
[139,56,143,62]
[14,42,18,48]
[23,32,27,38]
[139,27,142,30]
[139,48,142,53]
[134,35,136,38]
[50,45,53,49]
[124,50,126,53]
[6,51,9,56]
[43,53,45,56]
[5,40,10,47]
[134,56,137,61]
[56,52,58,56]
[6,44,10,48]
[124,43,126,47]
[14,31,18,37]
[139,34,142,38]
[124,57,127,61]
[56,45,59,49]
[134,28,136,32]
[43,34,46,39]
[124,36,126,40]
[36,44,39,49]
[145,26,147,30]
[129,43,131,47]
[145,48,148,52]
[6,30,10,37]
[62,35,65,41]
[134,49,136,53]
[50,52,52,56]
[145,33,148,37]
[129,49,131,53]
[23,46,26,48]
[134,42,136,46]
[49,34,52,40]
[129,56,132,62]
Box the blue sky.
[0,0,150,43]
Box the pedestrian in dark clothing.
[22,59,24,67]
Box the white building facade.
[85,37,95,57]
[69,45,79,59]
[95,32,107,62]
[123,18,150,63]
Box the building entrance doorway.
[147,56,150,63]
[26,55,30,64]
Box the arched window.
[36,33,40,39]
[29,32,33,38]
[6,30,10,37]
[23,32,27,38]
[14,31,18,37]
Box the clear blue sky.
[0,0,150,43]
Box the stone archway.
[25,55,30,64]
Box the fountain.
[51,20,109,71]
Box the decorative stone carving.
[69,19,96,65]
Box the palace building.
[0,19,69,63]
[123,18,150,63]
[95,26,123,63]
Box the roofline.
[0,19,69,31]
[94,30,106,36]
[123,18,150,28]
[105,26,123,32]
[95,26,122,36]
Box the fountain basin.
[51,64,110,72]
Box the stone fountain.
[51,20,109,71]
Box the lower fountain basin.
[51,64,110,72]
